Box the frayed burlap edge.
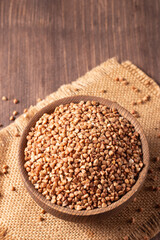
[0,58,160,240]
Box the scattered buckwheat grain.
[131,110,136,115]
[122,81,128,85]
[41,209,46,214]
[2,96,8,101]
[3,165,8,169]
[37,98,42,103]
[101,89,107,93]
[13,98,19,104]
[10,116,15,121]
[132,101,137,106]
[130,217,135,224]
[13,111,18,116]
[155,157,160,162]
[15,133,20,137]
[135,89,139,93]
[2,168,7,174]
[38,216,44,222]
[74,88,79,92]
[142,95,150,102]
[132,86,140,92]
[131,109,140,118]
[144,80,151,86]
[2,165,8,174]
[137,207,143,213]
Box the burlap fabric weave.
[0,58,160,240]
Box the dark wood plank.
[0,0,159,128]
[0,0,159,238]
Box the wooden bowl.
[18,95,149,222]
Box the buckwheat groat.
[24,101,143,210]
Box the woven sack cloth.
[0,58,160,240]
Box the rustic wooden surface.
[0,0,159,239]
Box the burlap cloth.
[0,58,160,240]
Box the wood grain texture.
[0,0,159,238]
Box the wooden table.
[0,0,159,239]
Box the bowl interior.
[18,95,149,219]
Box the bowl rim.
[18,95,149,218]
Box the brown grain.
[130,217,135,224]
[37,98,42,103]
[24,101,143,211]
[41,209,46,214]
[13,98,19,104]
[2,96,8,101]
[10,116,15,121]
[132,101,137,106]
[155,157,160,162]
[38,216,45,222]
[137,207,143,213]
[13,111,18,116]
[15,133,20,137]
[101,89,107,93]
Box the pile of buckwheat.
[24,101,143,211]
